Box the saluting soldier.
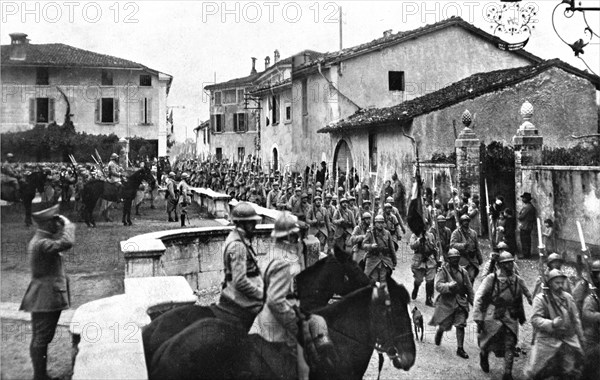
[20,205,75,380]
[409,231,439,306]
[216,202,264,332]
[450,214,482,283]
[430,248,473,359]
[362,214,396,283]
[474,252,532,380]
[306,195,331,252]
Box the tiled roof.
[1,42,160,72]
[205,49,324,91]
[318,59,600,133]
[295,16,541,74]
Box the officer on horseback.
[1,152,20,193]
[251,212,332,380]
[216,202,264,332]
[106,153,123,191]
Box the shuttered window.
[233,113,247,132]
[139,97,152,125]
[29,98,55,124]
[95,98,120,124]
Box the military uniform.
[106,159,123,184]
[332,205,355,250]
[266,188,281,210]
[430,262,474,331]
[20,206,75,380]
[350,221,370,264]
[362,227,396,282]
[218,227,264,331]
[582,287,600,352]
[306,204,331,252]
[450,226,482,283]
[409,232,439,305]
[430,224,451,261]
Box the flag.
[407,171,426,236]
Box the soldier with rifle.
[409,230,439,306]
[362,214,396,283]
[450,214,482,284]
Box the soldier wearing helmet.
[360,198,372,217]
[106,152,123,187]
[306,195,331,252]
[449,214,482,283]
[581,260,600,353]
[177,172,191,227]
[409,226,439,306]
[378,197,406,235]
[362,214,396,282]
[350,212,372,267]
[266,182,281,210]
[251,212,331,379]
[347,196,361,226]
[430,248,474,361]
[526,268,584,380]
[1,152,20,193]
[431,215,452,261]
[533,253,572,298]
[217,202,264,332]
[475,252,533,380]
[379,202,404,250]
[332,197,356,251]
[287,187,304,219]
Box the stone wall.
[518,165,600,260]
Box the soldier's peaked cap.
[32,204,59,223]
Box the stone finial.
[518,101,535,132]
[462,109,472,128]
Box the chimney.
[9,33,28,61]
[264,56,271,70]
[250,57,257,75]
[383,29,393,38]
[273,49,280,64]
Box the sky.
[2,0,599,141]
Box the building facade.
[1,33,173,156]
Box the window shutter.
[48,98,55,122]
[233,114,238,131]
[147,98,152,124]
[114,98,120,123]
[95,99,100,123]
[139,99,144,124]
[29,99,36,124]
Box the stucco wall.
[411,67,598,159]
[1,66,167,140]
[519,166,600,259]
[210,130,259,162]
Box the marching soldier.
[525,269,584,380]
[216,202,264,332]
[350,212,372,267]
[409,231,439,306]
[450,214,482,283]
[381,203,403,251]
[360,199,372,219]
[379,197,406,235]
[474,252,532,380]
[287,187,303,217]
[20,205,75,380]
[332,198,356,251]
[266,182,281,210]
[430,248,474,359]
[582,260,600,352]
[298,193,311,222]
[306,195,331,252]
[533,253,572,298]
[431,215,451,262]
[166,172,178,222]
[362,215,396,283]
[178,172,192,227]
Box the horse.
[148,279,415,379]
[81,165,155,227]
[141,246,370,369]
[1,171,47,226]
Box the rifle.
[485,179,494,246]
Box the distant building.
[1,32,173,156]
[194,120,210,160]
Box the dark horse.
[1,171,47,226]
[81,165,155,227]
[149,279,415,379]
[142,246,371,369]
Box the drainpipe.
[317,62,361,111]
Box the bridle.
[371,282,412,379]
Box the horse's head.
[130,165,156,188]
[370,280,415,371]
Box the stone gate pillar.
[455,110,480,199]
[513,101,543,211]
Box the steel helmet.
[325,193,332,199]
[110,153,119,160]
[374,215,385,223]
[547,269,567,282]
[181,172,189,179]
[436,215,446,222]
[460,214,471,222]
[448,248,461,258]
[362,199,372,205]
[231,202,261,222]
[362,212,372,220]
[168,172,176,178]
[340,197,348,204]
[498,252,515,263]
[313,195,322,201]
[496,242,509,251]
[384,203,392,209]
[591,260,600,272]
[301,193,309,199]
[271,212,300,238]
[386,196,394,203]
[6,153,14,158]
[348,195,356,201]
[547,253,562,264]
